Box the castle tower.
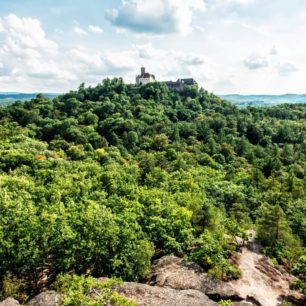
[136,66,156,85]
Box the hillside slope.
[0,79,305,304]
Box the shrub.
[0,273,28,303]
[208,259,241,281]
[290,280,306,295]
[189,230,241,281]
[218,300,233,306]
[54,274,136,306]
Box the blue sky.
[0,0,305,94]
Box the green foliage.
[290,279,306,295]
[218,300,233,306]
[54,274,136,306]
[0,273,28,303]
[0,79,305,292]
[0,162,154,281]
[208,259,241,281]
[189,228,240,281]
[257,204,301,265]
[140,189,194,254]
[291,255,306,294]
[281,302,294,306]
[189,230,225,270]
[292,255,306,277]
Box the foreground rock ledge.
[0,291,61,306]
[1,254,305,306]
[119,254,305,306]
[119,282,217,306]
[27,291,61,306]
[0,298,20,306]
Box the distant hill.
[0,92,59,106]
[220,94,306,107]
[3,92,306,108]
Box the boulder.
[245,296,261,306]
[119,282,217,306]
[27,291,61,306]
[22,254,304,306]
[0,298,20,306]
[149,256,219,292]
[148,256,243,302]
[205,286,244,302]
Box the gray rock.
[27,291,61,306]
[151,256,182,270]
[206,286,244,302]
[0,298,20,306]
[149,256,244,303]
[117,256,251,305]
[119,282,217,306]
[149,256,220,292]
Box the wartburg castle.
[135,67,197,92]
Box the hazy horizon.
[1,90,306,96]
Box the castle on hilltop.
[135,67,198,91]
[136,67,156,85]
[165,78,198,92]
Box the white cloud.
[194,25,206,33]
[216,0,253,6]
[69,47,136,77]
[223,0,252,4]
[105,0,206,35]
[0,8,305,95]
[0,14,76,90]
[0,14,57,55]
[0,13,215,93]
[68,43,209,84]
[1,14,196,91]
[270,45,278,55]
[132,43,211,83]
[278,62,298,76]
[135,43,205,67]
[88,25,103,33]
[243,54,269,70]
[73,26,88,36]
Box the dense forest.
[0,79,305,303]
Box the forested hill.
[0,79,305,302]
[220,93,306,107]
[0,92,58,106]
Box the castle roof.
[165,78,197,85]
[141,72,155,78]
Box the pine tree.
[257,204,299,249]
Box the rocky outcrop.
[125,252,305,306]
[27,291,61,306]
[1,247,304,306]
[227,239,305,306]
[147,255,243,301]
[148,256,211,291]
[119,282,217,306]
[0,298,20,306]
[117,255,251,305]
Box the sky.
[0,0,305,94]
